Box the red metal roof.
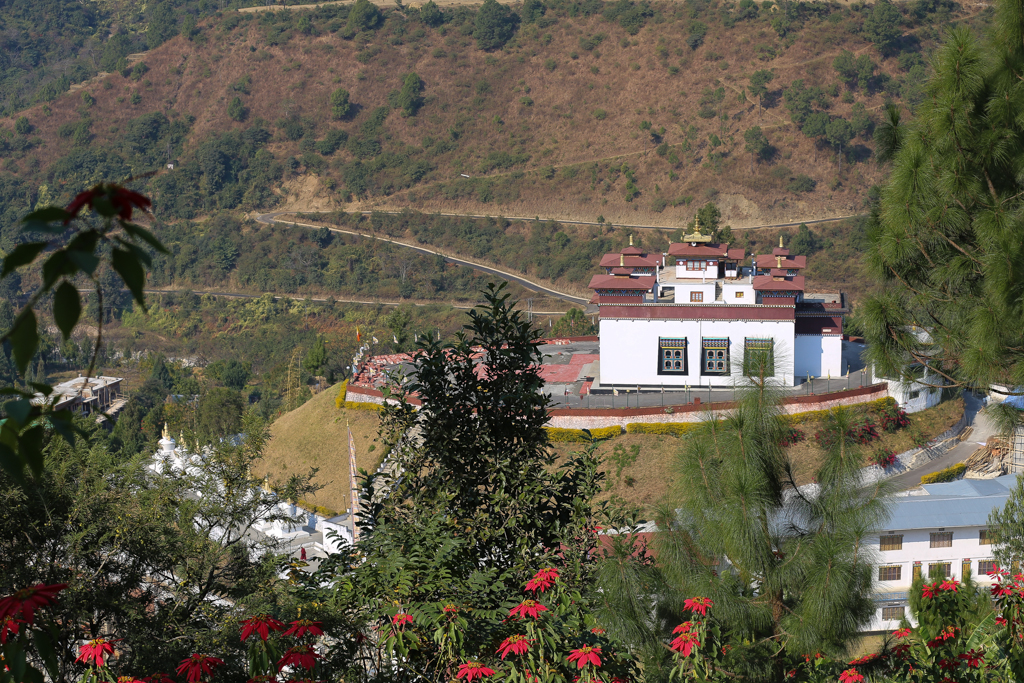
[595,294,647,303]
[795,316,844,335]
[599,254,663,268]
[588,274,657,290]
[610,267,632,275]
[753,275,805,291]
[755,254,807,269]
[668,243,730,257]
[727,248,745,261]
[621,245,644,255]
[772,247,791,256]
[599,305,795,321]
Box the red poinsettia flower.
[838,668,865,683]
[277,645,320,672]
[848,653,879,666]
[996,616,1008,626]
[65,185,151,224]
[959,649,984,668]
[455,661,495,681]
[241,615,286,642]
[671,630,701,657]
[76,638,117,667]
[892,628,911,639]
[993,583,1014,598]
[392,613,414,627]
[926,625,959,648]
[673,622,693,634]
[496,634,532,659]
[921,583,937,599]
[939,579,960,593]
[0,583,68,625]
[443,604,458,615]
[0,615,22,643]
[525,568,559,593]
[282,620,324,639]
[683,597,714,616]
[567,645,602,669]
[176,655,224,683]
[591,626,606,635]
[509,600,548,619]
[142,674,175,683]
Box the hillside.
[0,0,977,238]
[260,381,386,515]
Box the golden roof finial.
[620,253,624,267]
[162,422,170,440]
[776,255,782,268]
[629,234,634,246]
[779,235,784,248]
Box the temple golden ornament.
[682,215,713,244]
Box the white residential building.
[866,475,1017,632]
[588,230,845,389]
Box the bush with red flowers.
[814,419,880,449]
[871,447,898,468]
[778,427,806,448]
[879,404,911,433]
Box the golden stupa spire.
[779,235,784,248]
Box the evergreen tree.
[597,351,891,680]
[743,126,770,173]
[747,69,774,117]
[863,0,1024,397]
[473,0,518,50]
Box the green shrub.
[545,426,622,442]
[921,463,966,485]
[593,109,607,120]
[625,422,702,437]
[344,400,382,411]
[787,174,816,193]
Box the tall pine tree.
[864,0,1024,397]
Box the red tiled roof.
[595,295,647,303]
[589,274,657,290]
[599,305,795,321]
[795,316,844,335]
[753,275,805,291]
[668,243,730,257]
[755,254,807,269]
[621,245,644,255]
[769,268,789,277]
[772,247,791,256]
[599,253,662,267]
[610,267,632,275]
[727,248,745,261]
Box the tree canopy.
[863,0,1024,396]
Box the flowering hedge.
[545,426,622,442]
[921,462,967,484]
[624,422,702,437]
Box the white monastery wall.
[598,318,795,388]
[722,283,754,304]
[672,282,716,304]
[794,335,842,379]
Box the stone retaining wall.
[859,408,970,485]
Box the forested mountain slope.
[0,0,973,245]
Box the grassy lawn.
[552,398,966,515]
[264,392,964,518]
[257,384,385,517]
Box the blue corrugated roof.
[883,475,1019,530]
[1005,394,1024,410]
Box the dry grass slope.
[0,1,972,227]
[258,383,385,514]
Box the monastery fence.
[344,382,891,429]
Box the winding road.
[254,208,867,307]
[255,210,594,306]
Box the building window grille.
[882,606,905,621]
[878,565,902,582]
[701,339,729,376]
[686,260,707,271]
[929,562,951,578]
[879,534,903,551]
[743,338,774,376]
[658,338,687,375]
[979,560,998,575]
[980,530,993,545]
[930,532,953,548]
[735,291,744,298]
[690,291,703,303]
